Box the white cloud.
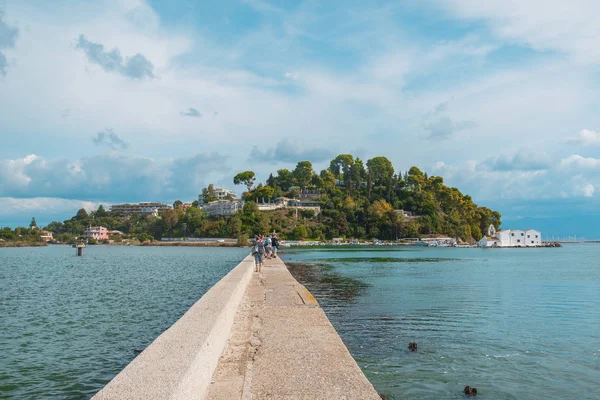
[0,197,98,217]
[92,128,129,149]
[1,0,597,166]
[481,150,551,172]
[437,0,600,63]
[422,102,477,140]
[568,129,600,146]
[560,155,600,169]
[0,9,18,76]
[249,139,335,164]
[582,183,595,197]
[75,34,155,79]
[0,152,230,202]
[433,151,600,203]
[180,108,201,118]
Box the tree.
[173,200,183,209]
[44,221,64,233]
[201,184,218,203]
[292,161,313,190]
[138,232,154,242]
[249,185,275,202]
[276,169,293,191]
[160,209,178,237]
[184,207,205,234]
[329,154,354,179]
[349,158,365,191]
[240,202,269,235]
[370,200,393,219]
[288,187,300,199]
[407,166,426,192]
[233,171,256,192]
[293,226,309,240]
[367,156,394,187]
[29,217,38,229]
[75,208,89,221]
[192,200,200,208]
[319,169,337,190]
[266,173,276,188]
[96,205,108,217]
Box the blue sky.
[1,0,599,238]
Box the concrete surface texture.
[92,254,255,400]
[206,257,381,400]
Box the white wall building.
[201,200,242,217]
[111,202,172,217]
[257,203,285,211]
[198,188,237,204]
[478,225,542,247]
[525,229,542,246]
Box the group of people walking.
[252,234,279,272]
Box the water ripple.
[285,245,600,400]
[0,246,249,399]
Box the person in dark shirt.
[271,234,279,258]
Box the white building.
[201,200,242,217]
[39,230,53,243]
[198,188,237,204]
[257,203,284,211]
[478,225,542,247]
[525,229,542,246]
[111,202,172,217]
[287,199,321,215]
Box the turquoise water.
[0,246,249,399]
[283,244,600,400]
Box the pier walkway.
[93,254,380,400]
[206,256,380,400]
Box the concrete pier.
[93,255,255,400]
[207,256,380,400]
[93,255,380,399]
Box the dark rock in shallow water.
[464,386,477,396]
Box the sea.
[0,246,249,399]
[282,244,600,399]
[0,244,598,399]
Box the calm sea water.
[283,244,600,400]
[0,245,249,399]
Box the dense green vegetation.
[0,226,47,246]
[242,153,501,242]
[3,154,500,244]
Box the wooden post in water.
[75,243,85,256]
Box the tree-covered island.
[1,154,501,245]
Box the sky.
[0,0,599,238]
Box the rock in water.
[464,386,478,396]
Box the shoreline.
[141,241,246,247]
[0,241,48,248]
[0,241,249,248]
[3,239,585,249]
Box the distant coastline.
[140,241,245,248]
[0,241,48,248]
[0,241,247,249]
